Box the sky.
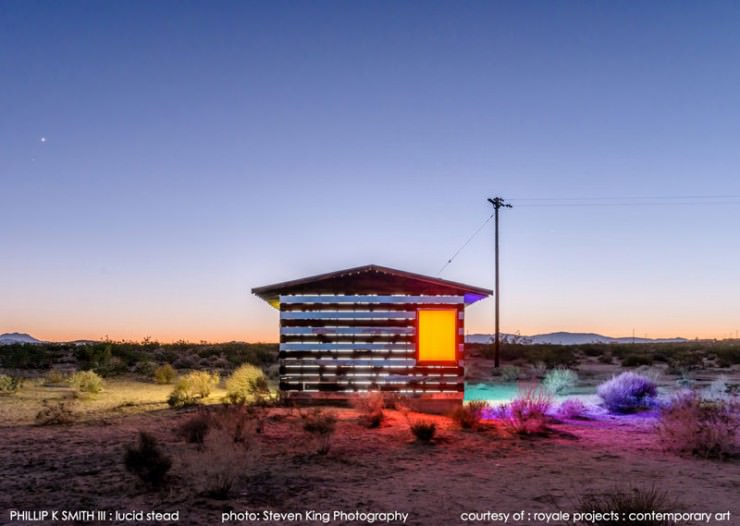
[2,1,740,342]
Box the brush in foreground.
[498,387,552,435]
[410,421,436,443]
[576,485,678,526]
[658,392,739,460]
[301,409,337,455]
[353,392,385,428]
[35,399,76,425]
[124,432,172,489]
[451,401,489,429]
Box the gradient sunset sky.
[2,1,740,343]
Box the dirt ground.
[1,368,738,526]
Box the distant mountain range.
[0,332,43,345]
[2,331,690,346]
[466,331,688,345]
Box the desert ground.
[1,348,738,526]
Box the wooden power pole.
[488,197,512,368]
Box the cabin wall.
[278,294,465,397]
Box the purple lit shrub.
[557,398,589,420]
[597,372,657,414]
[498,387,552,435]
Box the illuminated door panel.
[417,308,457,363]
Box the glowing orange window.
[417,308,457,363]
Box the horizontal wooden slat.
[280,381,464,392]
[280,318,413,328]
[281,376,462,384]
[280,342,414,351]
[281,358,416,367]
[281,311,416,320]
[281,334,413,344]
[281,303,463,312]
[280,364,463,375]
[280,295,464,304]
[281,326,415,336]
[279,350,414,359]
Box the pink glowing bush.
[498,387,552,435]
[597,372,657,413]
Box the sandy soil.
[1,402,738,526]
[1,364,738,526]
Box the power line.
[513,200,740,208]
[507,194,740,208]
[437,212,494,275]
[508,194,740,201]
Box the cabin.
[252,264,491,410]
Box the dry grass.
[0,377,226,426]
[658,392,739,459]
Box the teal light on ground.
[464,383,520,403]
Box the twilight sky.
[2,1,740,342]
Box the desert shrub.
[451,401,489,430]
[499,365,521,382]
[576,486,678,525]
[410,421,436,443]
[124,432,172,489]
[353,392,385,428]
[0,343,52,368]
[713,346,740,367]
[597,372,657,414]
[581,345,605,357]
[301,409,337,455]
[597,353,613,364]
[657,392,739,459]
[153,363,177,384]
[179,426,253,500]
[621,353,654,367]
[44,369,67,386]
[0,374,23,394]
[539,346,578,368]
[380,392,405,410]
[530,361,547,378]
[173,352,199,369]
[167,371,219,408]
[70,370,104,394]
[666,350,704,374]
[133,360,157,377]
[74,343,113,373]
[675,368,695,388]
[35,399,76,425]
[176,411,212,447]
[498,387,552,435]
[224,364,270,405]
[209,404,264,442]
[542,368,578,395]
[703,376,731,402]
[557,399,589,420]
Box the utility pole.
[488,197,512,368]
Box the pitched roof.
[252,264,492,308]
